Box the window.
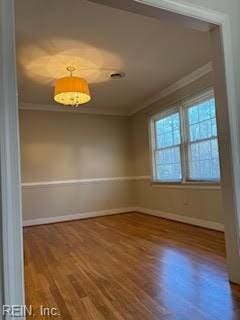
[186,97,220,181]
[153,110,182,182]
[150,90,221,183]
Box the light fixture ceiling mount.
[66,65,76,75]
[54,66,91,107]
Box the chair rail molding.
[21,176,150,187]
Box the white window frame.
[150,88,221,184]
[150,106,183,183]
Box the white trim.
[21,176,150,187]
[19,62,213,117]
[136,207,224,231]
[23,207,137,227]
[183,88,214,108]
[151,183,221,190]
[2,0,240,305]
[149,87,221,184]
[220,17,240,241]
[21,176,221,189]
[20,102,129,116]
[130,62,213,115]
[24,206,224,232]
[0,0,25,310]
[134,0,227,24]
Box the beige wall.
[14,0,240,286]
[20,110,135,221]
[20,111,133,181]
[22,180,135,221]
[20,72,224,224]
[131,72,224,223]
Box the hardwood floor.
[24,213,240,320]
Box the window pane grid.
[188,136,217,145]
[151,93,220,183]
[154,112,182,182]
[155,149,181,166]
[189,138,218,159]
[188,159,220,181]
[154,144,181,152]
[186,97,220,181]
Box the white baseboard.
[135,207,224,232]
[23,206,224,232]
[23,207,137,227]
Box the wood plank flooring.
[24,213,240,320]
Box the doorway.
[1,0,240,316]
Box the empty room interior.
[14,0,240,319]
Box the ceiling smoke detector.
[110,72,126,79]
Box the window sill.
[150,181,221,190]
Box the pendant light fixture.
[54,66,91,106]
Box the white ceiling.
[15,0,212,114]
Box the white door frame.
[0,0,25,315]
[0,0,239,316]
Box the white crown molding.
[93,0,227,25]
[19,62,213,117]
[19,102,129,116]
[130,62,213,115]
[21,176,150,187]
[23,207,137,227]
[136,207,224,231]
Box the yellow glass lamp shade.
[54,75,91,106]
